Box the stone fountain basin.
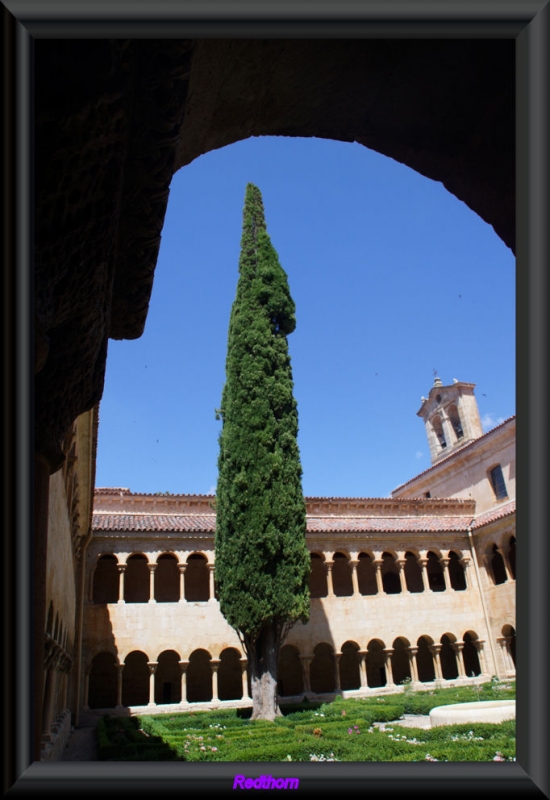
[429,700,515,727]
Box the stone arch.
[124,553,150,603]
[416,636,436,683]
[155,649,182,704]
[122,650,149,707]
[447,403,464,441]
[427,551,445,591]
[491,543,508,585]
[508,536,516,579]
[309,553,328,598]
[502,624,516,667]
[382,552,401,594]
[339,641,361,691]
[404,551,424,593]
[332,552,353,597]
[310,643,336,695]
[462,631,481,677]
[88,651,118,709]
[448,550,467,591]
[155,553,180,602]
[391,638,411,685]
[366,639,387,688]
[278,645,304,698]
[93,554,119,603]
[185,553,210,601]
[440,634,459,680]
[357,552,377,595]
[186,649,212,702]
[218,647,243,701]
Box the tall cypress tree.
[215,183,310,720]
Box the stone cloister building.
[81,380,515,721]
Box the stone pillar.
[357,651,368,689]
[41,667,56,736]
[439,557,450,590]
[349,559,360,596]
[441,412,455,450]
[211,660,220,702]
[452,643,466,678]
[373,559,384,594]
[418,558,429,592]
[396,559,408,593]
[497,547,514,582]
[178,564,187,602]
[178,661,189,704]
[117,564,127,603]
[148,564,157,603]
[300,656,313,694]
[240,658,251,700]
[428,645,443,681]
[147,662,158,706]
[334,653,342,692]
[407,647,420,684]
[459,557,471,589]
[504,636,516,672]
[115,664,124,708]
[83,669,91,711]
[207,564,216,601]
[473,640,489,676]
[325,560,335,597]
[382,649,395,687]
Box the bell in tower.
[418,376,484,464]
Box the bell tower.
[418,376,484,464]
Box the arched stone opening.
[491,544,508,585]
[416,637,436,683]
[448,551,467,591]
[404,551,424,593]
[427,551,445,592]
[332,552,353,597]
[463,632,481,677]
[508,536,516,579]
[88,652,117,709]
[447,403,464,441]
[309,553,328,598]
[357,552,377,595]
[185,554,210,602]
[440,634,458,680]
[278,645,304,698]
[366,640,386,688]
[93,554,119,603]
[382,552,401,594]
[155,553,180,602]
[155,650,182,705]
[124,554,149,603]
[186,649,212,702]
[339,641,361,691]
[122,651,149,707]
[432,415,447,451]
[391,638,411,685]
[503,624,516,667]
[218,648,243,701]
[310,643,336,695]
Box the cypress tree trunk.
[215,183,310,721]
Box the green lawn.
[97,679,515,763]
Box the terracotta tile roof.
[471,499,516,529]
[93,513,216,532]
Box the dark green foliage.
[97,715,180,761]
[215,183,310,641]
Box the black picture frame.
[3,0,548,796]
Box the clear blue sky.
[95,136,515,499]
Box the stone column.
[325,560,335,597]
[83,669,91,711]
[373,559,384,594]
[407,647,420,684]
[349,559,360,596]
[211,660,220,702]
[497,547,514,582]
[240,658,251,700]
[300,655,313,695]
[459,557,471,589]
[334,653,342,692]
[428,645,443,682]
[115,664,124,708]
[440,412,455,450]
[397,559,408,593]
[504,636,516,672]
[439,557,450,591]
[207,564,216,601]
[147,662,158,706]
[117,564,127,603]
[418,558,429,592]
[148,564,157,602]
[178,661,189,704]
[382,649,395,687]
[452,643,466,678]
[357,651,368,689]
[473,640,489,676]
[178,564,186,602]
